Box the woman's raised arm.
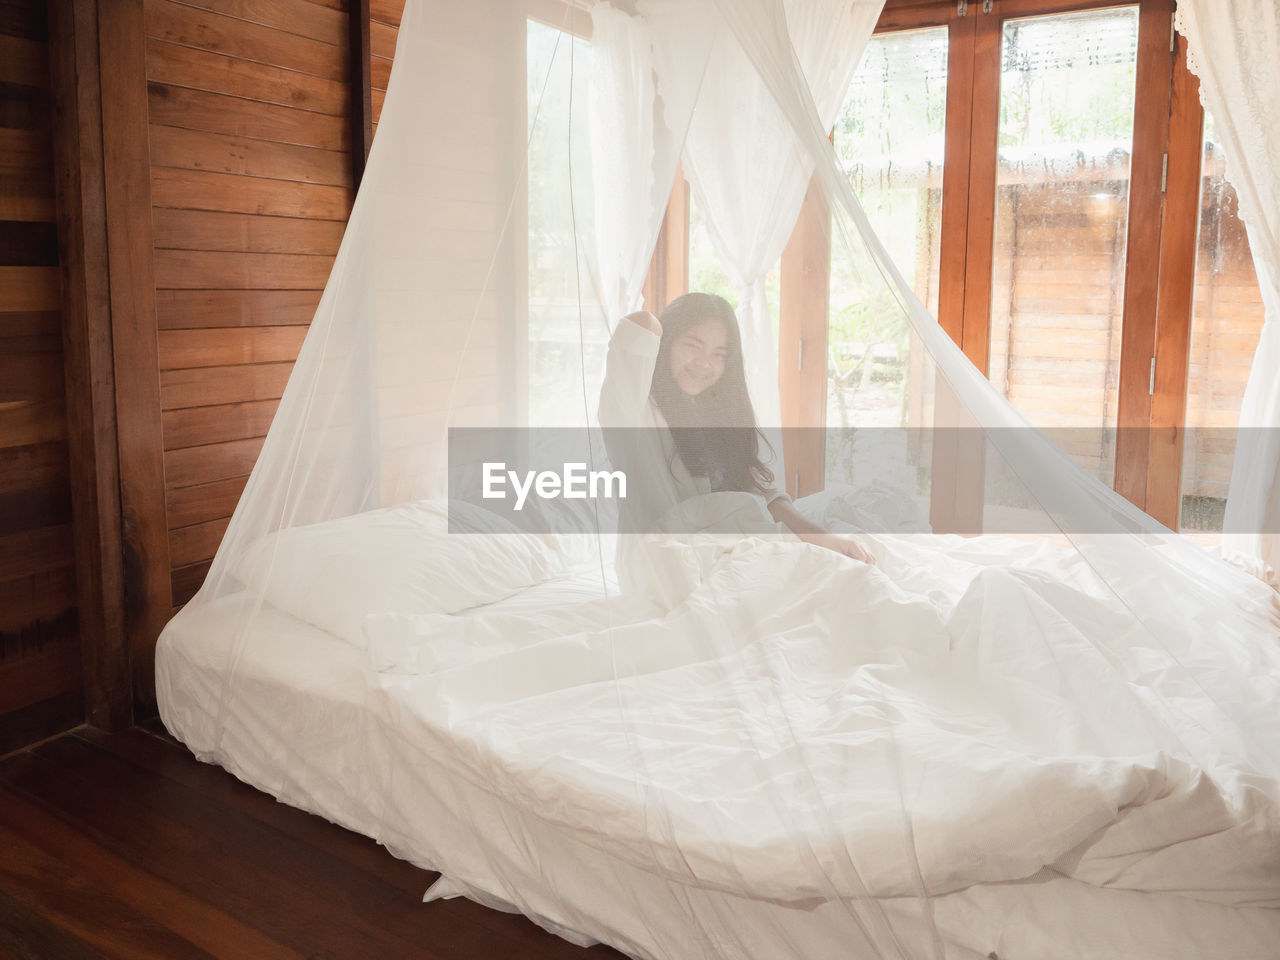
[625,310,662,336]
[598,310,663,428]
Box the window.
[987,7,1140,488]
[636,0,1257,534]
[829,26,948,434]
[524,15,598,427]
[814,0,1230,530]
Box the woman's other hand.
[624,310,662,335]
[799,531,875,565]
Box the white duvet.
[364,514,1280,910]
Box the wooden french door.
[940,0,1185,520]
[783,0,1202,527]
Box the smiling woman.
[597,294,873,566]
[601,296,776,498]
[597,297,774,544]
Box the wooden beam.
[929,5,988,533]
[46,0,131,730]
[936,8,976,351]
[641,169,689,316]
[97,0,172,718]
[779,176,830,498]
[664,172,689,304]
[348,0,372,187]
[957,7,1001,374]
[1113,0,1176,511]
[1146,34,1204,529]
[877,0,951,32]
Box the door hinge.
[959,0,994,14]
[1170,18,1177,52]
[1161,152,1169,193]
[1149,356,1157,395]
[797,338,804,372]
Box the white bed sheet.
[156,581,1280,960]
[369,534,1280,909]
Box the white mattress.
[156,577,1280,960]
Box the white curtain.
[588,4,657,322]
[679,0,883,433]
[1176,0,1280,584]
[590,2,716,323]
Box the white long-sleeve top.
[597,317,786,535]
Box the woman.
[599,292,873,564]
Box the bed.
[156,497,1280,960]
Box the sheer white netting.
[155,2,1280,958]
[1176,0,1280,587]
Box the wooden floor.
[0,725,626,959]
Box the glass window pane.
[526,20,596,426]
[987,7,1140,487]
[828,27,948,436]
[1179,111,1268,540]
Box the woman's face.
[669,318,728,396]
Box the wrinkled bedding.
[158,490,1280,956]
[374,528,1280,908]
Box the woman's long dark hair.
[650,293,775,495]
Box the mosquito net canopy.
[156,1,1280,958]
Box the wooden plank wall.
[2,0,524,732]
[0,1,84,750]
[362,0,517,496]
[153,0,517,610]
[143,0,355,609]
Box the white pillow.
[231,500,563,646]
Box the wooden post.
[97,0,171,718]
[1145,33,1204,528]
[779,177,830,498]
[931,4,989,530]
[956,7,1000,375]
[46,0,132,729]
[348,0,373,188]
[1113,0,1177,512]
[936,7,976,351]
[642,170,689,316]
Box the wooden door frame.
[642,171,690,316]
[779,176,830,498]
[1112,0,1178,511]
[1145,35,1204,527]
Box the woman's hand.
[768,498,874,564]
[624,310,662,335]
[798,531,875,565]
